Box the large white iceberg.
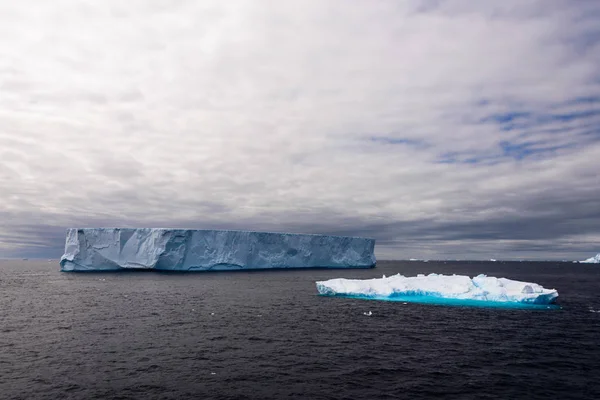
[60,228,376,271]
[580,253,600,264]
[316,273,558,305]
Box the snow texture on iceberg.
[60,228,376,272]
[580,253,600,263]
[316,273,558,305]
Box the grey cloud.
[0,0,599,260]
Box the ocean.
[1,259,599,399]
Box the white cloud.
[1,0,599,259]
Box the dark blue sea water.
[1,259,599,399]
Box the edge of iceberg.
[580,253,600,264]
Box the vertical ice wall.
[59,228,376,271]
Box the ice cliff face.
[60,228,376,271]
[580,253,600,264]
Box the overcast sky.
[1,0,599,260]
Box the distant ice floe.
[316,273,559,307]
[580,253,600,264]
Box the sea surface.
[1,259,599,400]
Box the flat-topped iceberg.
[316,273,558,306]
[580,253,600,264]
[60,228,376,272]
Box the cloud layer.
[1,0,599,260]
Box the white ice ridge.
[580,253,600,264]
[60,228,376,271]
[316,273,558,304]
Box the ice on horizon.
[60,228,376,271]
[580,253,600,264]
[316,273,558,306]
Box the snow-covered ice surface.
[580,253,600,263]
[316,273,559,309]
[60,228,376,271]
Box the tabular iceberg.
[316,273,558,306]
[60,228,376,272]
[580,253,600,264]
